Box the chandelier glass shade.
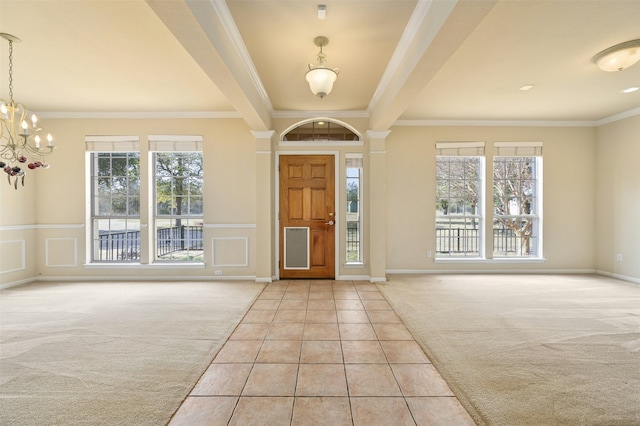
[1,33,55,189]
[306,36,339,99]
[592,39,640,72]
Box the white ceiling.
[1,0,639,130]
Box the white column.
[366,130,390,282]
[252,130,276,282]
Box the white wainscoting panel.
[0,240,26,274]
[212,237,249,267]
[45,238,78,267]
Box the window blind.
[494,141,542,156]
[85,136,140,152]
[435,141,485,156]
[148,135,203,152]
[346,154,363,168]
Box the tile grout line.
[170,279,473,425]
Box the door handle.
[325,220,335,226]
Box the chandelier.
[1,33,55,189]
[305,36,339,99]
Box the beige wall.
[3,114,639,286]
[0,139,39,285]
[1,117,258,286]
[386,125,597,272]
[595,115,640,281]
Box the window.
[493,142,542,257]
[87,136,141,262]
[435,142,485,258]
[434,141,542,260]
[87,135,205,264]
[346,155,362,263]
[153,148,203,262]
[283,120,359,141]
[153,152,203,261]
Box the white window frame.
[345,154,363,265]
[492,142,543,259]
[85,136,141,263]
[149,135,204,263]
[435,142,486,259]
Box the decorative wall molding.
[0,240,26,274]
[0,224,84,231]
[212,237,249,267]
[45,238,78,267]
[38,111,242,119]
[205,224,256,229]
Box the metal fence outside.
[346,221,360,262]
[436,227,534,256]
[96,226,203,261]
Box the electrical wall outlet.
[427,250,433,258]
[616,253,623,262]
[214,270,223,276]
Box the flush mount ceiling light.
[305,36,339,99]
[592,39,640,72]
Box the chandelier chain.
[8,39,14,102]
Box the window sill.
[434,257,545,264]
[85,262,205,269]
[344,262,365,268]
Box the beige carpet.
[0,280,264,426]
[378,274,640,426]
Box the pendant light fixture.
[305,36,339,99]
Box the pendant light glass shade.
[306,36,339,98]
[305,67,338,99]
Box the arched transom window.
[282,120,360,142]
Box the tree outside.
[493,156,538,256]
[436,156,538,256]
[154,152,204,261]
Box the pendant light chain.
[8,39,14,102]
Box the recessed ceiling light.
[518,84,535,91]
[621,86,639,93]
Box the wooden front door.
[279,155,335,279]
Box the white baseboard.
[337,275,371,281]
[596,270,640,284]
[0,276,37,290]
[386,268,597,275]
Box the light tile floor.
[169,281,475,426]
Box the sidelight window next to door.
[346,155,363,264]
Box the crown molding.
[36,111,242,119]
[393,119,596,127]
[33,106,640,126]
[596,106,640,126]
[394,106,640,128]
[272,110,369,119]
